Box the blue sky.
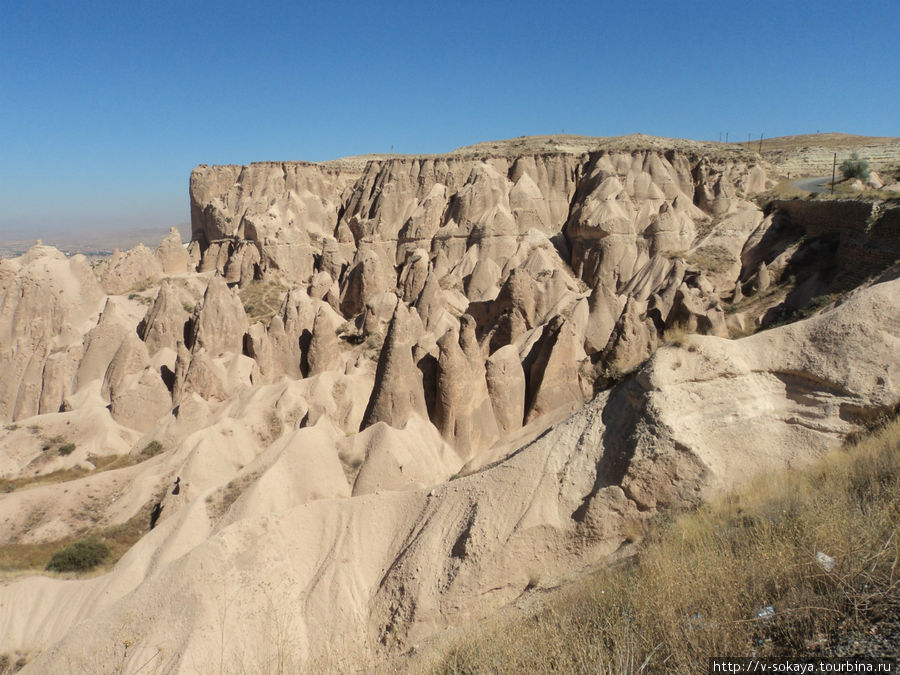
[1,0,898,235]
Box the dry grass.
[431,412,900,673]
[737,133,899,153]
[205,471,263,521]
[239,280,287,324]
[1,441,166,493]
[682,245,733,275]
[0,499,159,575]
[660,322,691,347]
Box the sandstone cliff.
[1,135,898,672]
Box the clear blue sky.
[1,0,897,236]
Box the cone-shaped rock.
[101,333,150,402]
[433,327,499,459]
[110,367,172,432]
[75,300,129,392]
[485,344,526,434]
[360,303,428,430]
[140,280,191,354]
[307,308,339,376]
[599,297,657,377]
[192,276,249,357]
[155,227,189,275]
[525,316,584,423]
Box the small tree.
[839,152,871,182]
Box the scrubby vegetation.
[840,153,871,182]
[239,280,287,324]
[1,500,160,574]
[137,440,165,461]
[0,441,166,493]
[432,411,900,673]
[45,538,109,573]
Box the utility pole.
[831,153,837,194]
[758,134,763,153]
[726,132,729,144]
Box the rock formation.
[2,134,899,672]
[189,276,249,357]
[361,303,428,430]
[155,227,190,275]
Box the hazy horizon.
[2,0,898,236]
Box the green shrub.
[45,538,109,572]
[839,152,870,182]
[138,440,164,460]
[57,442,76,456]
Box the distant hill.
[0,223,190,258]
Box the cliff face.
[191,150,765,282]
[3,137,900,671]
[184,148,772,434]
[190,150,767,287]
[190,149,768,319]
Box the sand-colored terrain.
[0,134,898,671]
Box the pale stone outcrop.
[599,297,658,378]
[101,334,150,403]
[414,271,443,331]
[186,240,202,271]
[667,283,728,337]
[307,271,333,300]
[360,303,428,430]
[190,276,249,357]
[155,227,190,275]
[223,241,260,286]
[464,257,502,301]
[485,344,526,434]
[263,288,323,378]
[340,248,391,317]
[95,244,163,295]
[244,323,274,379]
[198,240,229,274]
[266,313,302,380]
[75,300,129,392]
[11,137,900,674]
[494,268,537,328]
[360,292,399,339]
[398,249,430,303]
[432,327,499,458]
[525,316,584,423]
[0,246,103,421]
[756,261,771,292]
[139,280,192,354]
[307,308,340,376]
[12,344,49,421]
[583,284,625,355]
[109,367,172,432]
[172,340,192,403]
[38,346,82,415]
[180,348,226,402]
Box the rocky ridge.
[0,135,898,671]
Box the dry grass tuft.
[431,413,900,673]
[661,322,691,347]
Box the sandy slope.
[3,274,896,672]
